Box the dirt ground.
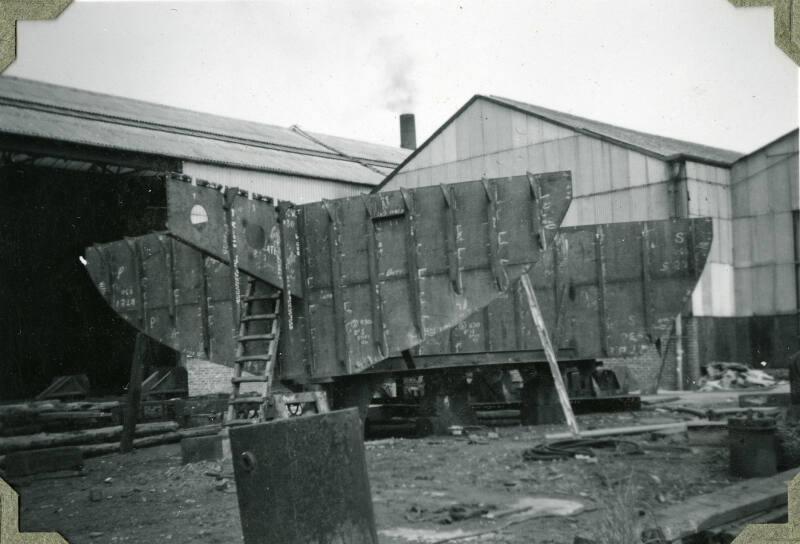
[13,402,748,544]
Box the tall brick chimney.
[400,113,416,150]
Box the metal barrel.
[728,413,777,478]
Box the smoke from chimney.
[400,113,416,150]
[376,35,416,113]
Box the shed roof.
[732,127,799,163]
[487,95,745,165]
[375,94,745,191]
[0,76,409,185]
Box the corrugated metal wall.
[685,162,735,317]
[383,99,674,229]
[182,162,372,204]
[730,131,799,317]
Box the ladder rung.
[224,419,257,427]
[229,396,267,404]
[235,355,271,363]
[278,392,323,403]
[242,293,280,302]
[237,334,275,342]
[232,376,269,384]
[241,313,278,322]
[225,282,282,427]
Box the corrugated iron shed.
[376,94,744,191]
[487,95,745,165]
[0,76,409,185]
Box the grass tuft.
[591,471,658,544]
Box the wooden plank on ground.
[0,425,220,466]
[739,392,792,408]
[650,467,800,542]
[81,425,221,458]
[545,420,725,441]
[0,421,178,455]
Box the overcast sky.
[5,0,798,153]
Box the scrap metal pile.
[697,362,784,391]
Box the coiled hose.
[522,438,644,461]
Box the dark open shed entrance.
[0,164,176,400]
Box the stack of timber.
[0,420,222,468]
[0,394,216,437]
[0,400,120,436]
[0,398,223,470]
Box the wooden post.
[520,273,580,436]
[120,333,147,453]
[675,314,684,392]
[788,350,800,420]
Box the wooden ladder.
[225,279,330,425]
[225,279,282,426]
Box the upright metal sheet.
[230,408,378,544]
[232,195,283,288]
[166,179,299,292]
[84,233,255,363]
[93,171,571,378]
[166,180,228,262]
[292,172,572,377]
[85,175,714,382]
[412,217,713,362]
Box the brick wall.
[185,358,261,397]
[598,316,702,393]
[601,345,665,393]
